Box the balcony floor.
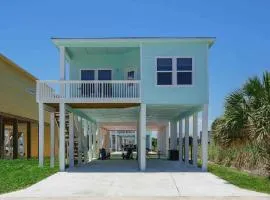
[47,102,140,110]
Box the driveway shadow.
[66,159,202,173]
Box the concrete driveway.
[1,160,269,199]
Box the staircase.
[55,112,80,165]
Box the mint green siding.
[141,42,209,105]
[67,41,210,105]
[69,48,140,80]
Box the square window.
[157,72,172,85]
[177,72,192,85]
[98,70,112,80]
[157,58,172,71]
[177,58,192,71]
[81,70,95,80]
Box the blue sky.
[0,0,269,123]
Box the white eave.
[51,37,216,48]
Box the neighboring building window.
[177,58,192,85]
[156,58,172,85]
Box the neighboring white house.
[36,37,215,171]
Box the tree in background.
[212,71,270,176]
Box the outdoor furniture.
[122,148,133,160]
[99,148,111,160]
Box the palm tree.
[212,71,270,171]
[244,72,270,144]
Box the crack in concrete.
[169,173,181,196]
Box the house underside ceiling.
[77,104,201,131]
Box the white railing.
[36,80,141,103]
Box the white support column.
[59,46,66,80]
[92,125,97,159]
[38,103,44,167]
[134,131,137,145]
[139,103,146,171]
[149,133,152,151]
[178,119,183,162]
[170,120,177,150]
[78,117,82,165]
[202,104,209,171]
[59,103,66,171]
[185,117,189,165]
[88,121,92,161]
[50,112,55,168]
[157,131,160,151]
[59,46,66,171]
[110,132,113,150]
[83,119,88,163]
[165,125,169,158]
[193,113,198,167]
[115,133,118,151]
[69,113,74,168]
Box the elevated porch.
[37,80,141,104]
[37,44,142,104]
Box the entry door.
[81,70,95,97]
[80,69,112,97]
[97,70,112,97]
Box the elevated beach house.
[36,37,215,171]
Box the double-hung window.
[156,57,193,86]
[156,58,173,85]
[177,58,192,85]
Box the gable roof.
[0,53,37,82]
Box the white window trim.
[176,57,194,86]
[155,56,173,86]
[80,68,113,80]
[155,56,195,87]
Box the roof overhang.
[0,54,37,82]
[51,37,215,48]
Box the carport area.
[1,159,268,198]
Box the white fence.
[36,80,141,103]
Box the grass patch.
[0,159,58,194]
[206,162,270,194]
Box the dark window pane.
[98,70,112,80]
[157,58,172,71]
[177,58,192,71]
[157,72,172,85]
[127,71,135,79]
[81,70,95,80]
[177,72,192,85]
